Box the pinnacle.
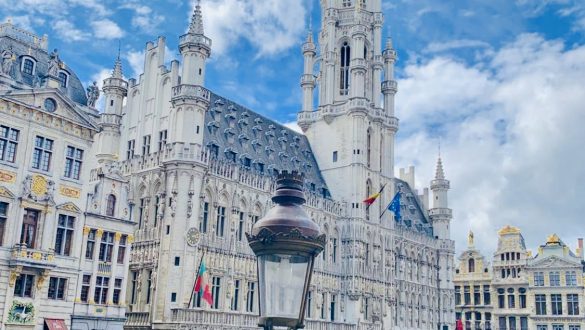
[112,56,123,79]
[435,156,445,180]
[189,0,205,35]
[385,37,394,50]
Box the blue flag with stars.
[388,192,401,221]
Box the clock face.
[186,227,200,246]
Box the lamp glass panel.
[259,254,309,319]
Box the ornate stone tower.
[429,156,456,329]
[298,0,399,218]
[96,56,128,162]
[170,0,211,148]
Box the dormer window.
[21,57,36,75]
[58,71,69,88]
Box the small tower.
[299,29,316,116]
[382,38,398,116]
[179,0,211,85]
[96,56,128,162]
[170,0,211,149]
[430,156,451,239]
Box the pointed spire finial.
[189,0,205,35]
[112,49,123,79]
[435,155,445,180]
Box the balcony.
[124,311,150,328]
[97,262,111,274]
[10,244,56,269]
[171,84,211,105]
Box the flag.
[194,260,213,305]
[362,183,387,206]
[387,192,401,221]
[456,319,463,330]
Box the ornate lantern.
[247,172,325,330]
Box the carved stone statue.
[47,49,61,77]
[1,48,14,76]
[86,81,100,107]
[468,230,474,247]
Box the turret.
[96,56,128,162]
[178,0,211,86]
[429,156,452,239]
[382,38,397,116]
[300,29,316,113]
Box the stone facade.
[455,227,585,330]
[0,21,133,330]
[0,1,457,329]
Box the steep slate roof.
[204,92,329,196]
[394,178,433,237]
[0,23,88,105]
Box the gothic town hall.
[0,1,455,329]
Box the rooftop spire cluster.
[189,0,205,35]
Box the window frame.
[64,146,84,180]
[14,273,35,298]
[54,214,75,256]
[48,277,67,300]
[31,135,54,172]
[0,125,20,163]
[94,276,109,305]
[0,201,7,246]
[21,56,36,75]
[58,71,69,88]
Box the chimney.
[578,238,584,260]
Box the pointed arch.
[339,41,350,95]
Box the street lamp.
[247,171,326,330]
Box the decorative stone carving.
[86,81,100,107]
[1,47,14,76]
[47,49,61,77]
[7,300,35,324]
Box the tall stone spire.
[435,156,445,180]
[189,0,205,35]
[112,53,123,79]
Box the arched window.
[22,58,35,75]
[58,71,68,88]
[468,258,475,273]
[106,194,116,217]
[340,42,350,95]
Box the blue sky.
[3,0,585,256]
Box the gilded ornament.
[31,174,48,196]
[114,232,122,242]
[59,185,81,199]
[498,225,521,236]
[127,235,134,244]
[96,229,104,237]
[0,169,16,183]
[83,226,91,235]
[32,252,41,260]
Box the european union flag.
[388,192,401,221]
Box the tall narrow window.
[455,286,461,305]
[158,130,168,151]
[332,238,338,263]
[566,271,577,286]
[99,231,115,262]
[138,198,147,229]
[340,42,350,95]
[231,279,240,311]
[550,271,561,286]
[216,206,226,237]
[330,294,336,321]
[64,146,83,180]
[86,229,96,259]
[130,271,138,304]
[54,214,75,256]
[551,294,562,315]
[80,274,91,302]
[332,151,338,163]
[200,201,209,233]
[142,135,151,155]
[534,272,544,286]
[21,209,39,248]
[146,270,152,304]
[464,286,471,305]
[468,258,475,273]
[237,211,245,241]
[0,202,7,246]
[0,125,20,163]
[106,194,116,217]
[32,136,53,171]
[211,276,221,309]
[568,294,579,315]
[94,276,109,304]
[473,285,481,305]
[246,282,256,312]
[127,139,135,159]
[483,285,491,305]
[113,278,123,304]
[117,235,127,264]
[535,294,546,315]
[306,291,312,318]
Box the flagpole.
[365,183,387,210]
[188,249,206,308]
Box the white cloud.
[126,50,145,78]
[196,0,308,57]
[120,3,165,34]
[425,39,491,53]
[53,19,90,42]
[282,121,303,134]
[395,34,585,255]
[90,19,125,40]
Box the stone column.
[119,234,133,305]
[75,226,91,302]
[106,232,122,305]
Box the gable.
[529,255,581,269]
[56,202,82,214]
[0,185,16,199]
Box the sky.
[2,0,585,258]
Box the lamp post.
[246,171,326,330]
